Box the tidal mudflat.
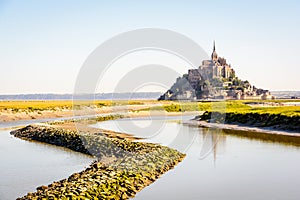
[95,116,300,200]
[2,110,300,199]
[10,120,185,199]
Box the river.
[0,121,95,200]
[93,115,300,200]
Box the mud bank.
[11,124,185,199]
[199,111,300,132]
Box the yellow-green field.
[1,99,300,117]
[0,101,73,112]
[0,100,163,112]
[144,100,300,117]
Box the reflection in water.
[200,128,226,165]
[93,116,227,164]
[199,129,224,163]
[95,116,300,200]
[223,128,300,146]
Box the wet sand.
[184,120,300,137]
[0,105,157,122]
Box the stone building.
[199,41,235,80]
[186,41,235,91]
[158,41,274,101]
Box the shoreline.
[0,104,158,122]
[184,120,300,137]
[0,109,200,124]
[184,120,300,146]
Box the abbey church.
[159,41,274,100]
[187,41,235,90]
[200,41,234,79]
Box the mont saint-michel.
[2,1,300,199]
[159,41,274,101]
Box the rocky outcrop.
[11,125,90,154]
[199,111,300,132]
[11,124,185,199]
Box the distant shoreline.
[0,91,299,100]
[0,92,162,100]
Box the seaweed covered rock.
[11,124,185,199]
[11,125,90,154]
[198,111,300,131]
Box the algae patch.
[11,124,185,199]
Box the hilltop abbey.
[188,41,235,89]
[159,41,274,100]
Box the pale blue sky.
[0,0,299,94]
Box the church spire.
[211,40,218,61]
[213,40,216,52]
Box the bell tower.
[211,40,218,61]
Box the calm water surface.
[0,128,94,200]
[94,116,300,200]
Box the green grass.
[146,100,300,117]
[144,101,249,113]
[232,106,300,116]
[0,100,152,112]
[0,100,104,112]
[2,99,299,117]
